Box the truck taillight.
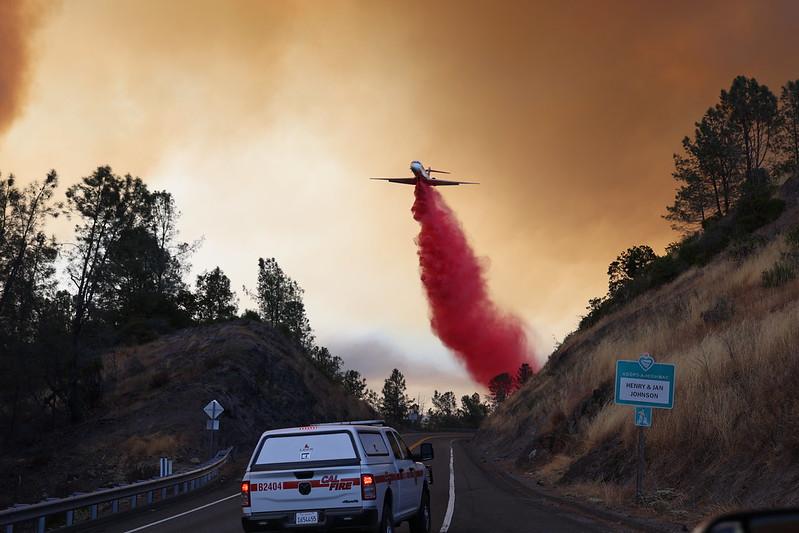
[241,481,251,507]
[361,474,376,500]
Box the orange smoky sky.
[1,0,798,399]
[0,0,47,136]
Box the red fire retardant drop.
[411,182,537,387]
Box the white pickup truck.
[240,421,434,533]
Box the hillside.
[0,320,373,507]
[478,177,799,521]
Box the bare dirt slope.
[1,320,372,507]
[478,177,799,524]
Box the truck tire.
[409,488,431,533]
[378,501,394,533]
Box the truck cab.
[241,420,433,533]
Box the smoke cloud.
[412,182,537,386]
[0,0,47,137]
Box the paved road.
[84,434,648,533]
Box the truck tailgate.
[249,465,362,512]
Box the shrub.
[729,234,768,263]
[241,309,261,322]
[646,254,684,286]
[677,223,731,266]
[762,261,796,288]
[701,297,734,325]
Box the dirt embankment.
[1,320,373,507]
[477,176,799,525]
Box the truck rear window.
[358,432,389,456]
[252,431,358,470]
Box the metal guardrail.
[0,447,234,533]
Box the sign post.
[614,354,675,502]
[203,400,224,459]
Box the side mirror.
[418,442,434,461]
[696,509,799,533]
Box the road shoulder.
[461,439,688,533]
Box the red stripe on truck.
[250,477,362,492]
[249,472,422,493]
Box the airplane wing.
[370,177,417,185]
[430,179,479,186]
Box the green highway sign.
[615,354,675,409]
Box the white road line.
[439,441,455,533]
[122,493,239,532]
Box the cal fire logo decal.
[321,475,353,491]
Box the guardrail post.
[161,487,167,500]
[5,524,13,533]
[66,509,74,526]
[183,481,188,493]
[147,491,153,505]
[36,516,45,533]
[130,495,136,510]
[90,504,98,520]
[112,499,118,513]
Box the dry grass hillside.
[1,320,373,507]
[478,177,799,520]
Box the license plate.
[295,511,319,525]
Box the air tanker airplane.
[371,160,479,186]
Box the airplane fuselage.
[410,160,429,182]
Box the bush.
[701,297,734,325]
[734,169,785,234]
[677,223,731,266]
[646,254,684,286]
[762,224,799,288]
[762,261,796,288]
[729,234,768,263]
[241,309,261,322]
[735,197,785,235]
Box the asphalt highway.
[82,434,651,533]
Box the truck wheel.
[409,489,431,533]
[378,501,394,533]
[241,519,260,533]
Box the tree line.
[373,363,535,429]
[580,75,799,330]
[0,166,364,445]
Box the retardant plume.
[412,182,537,386]
[0,0,47,138]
